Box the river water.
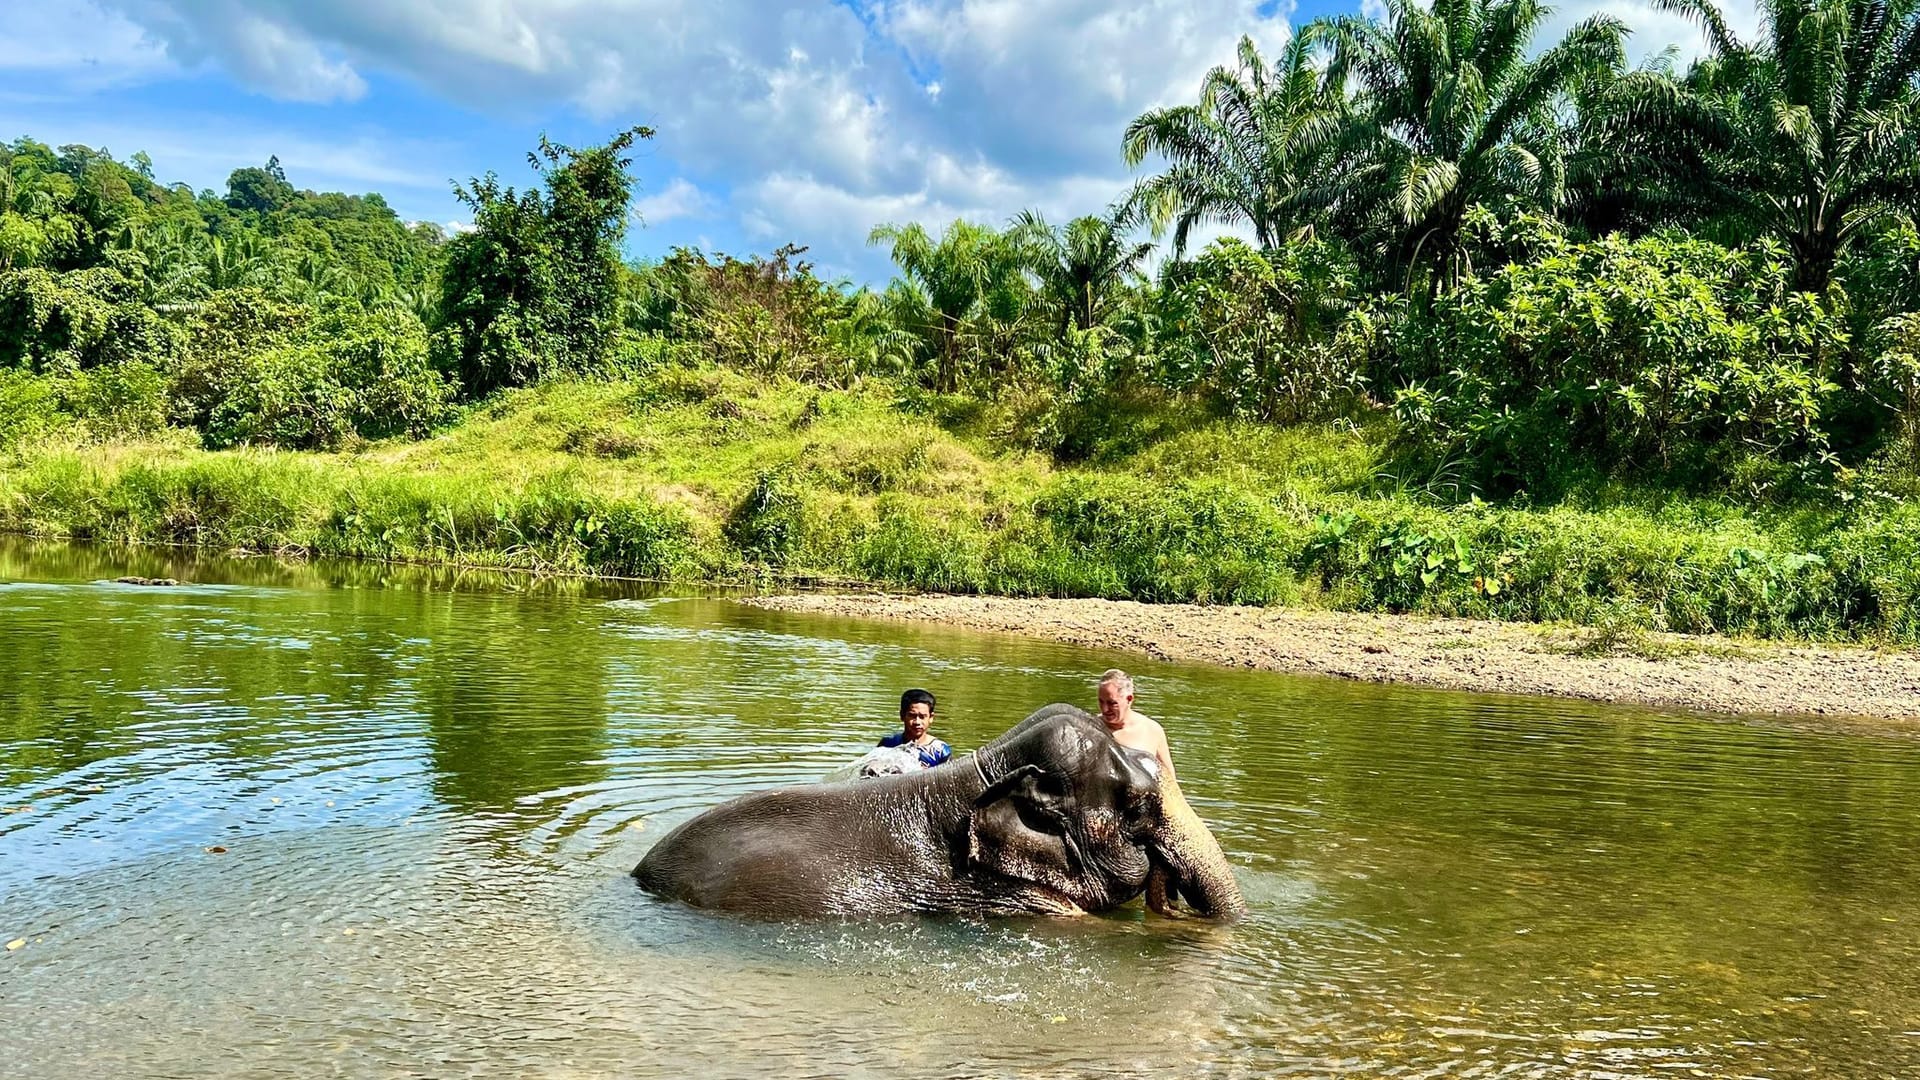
[3,538,1918,1078]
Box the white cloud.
[1542,0,1763,67]
[634,177,715,225]
[0,1,175,90]
[100,0,367,101]
[215,14,367,102]
[64,0,1302,274]
[878,1,1293,177]
[1353,0,1765,69]
[28,0,1778,279]
[403,219,478,235]
[724,0,1300,269]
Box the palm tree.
[113,219,208,306]
[826,285,923,381]
[198,234,262,291]
[866,219,1026,390]
[1657,0,1920,291]
[1328,0,1629,290]
[291,250,353,303]
[1559,50,1732,237]
[390,283,439,327]
[1121,29,1349,254]
[1011,210,1154,334]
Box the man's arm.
[1149,720,1177,782]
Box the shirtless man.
[1096,669,1175,781]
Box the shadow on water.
[4,536,1920,1077]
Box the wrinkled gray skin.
[632,704,1244,919]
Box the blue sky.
[0,0,1738,283]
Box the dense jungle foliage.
[3,0,1919,641]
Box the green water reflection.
[3,535,1919,1077]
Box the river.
[3,538,1918,1077]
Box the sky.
[0,0,1752,283]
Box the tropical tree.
[198,233,277,292]
[1559,51,1731,237]
[113,220,210,307]
[289,250,354,304]
[435,126,654,395]
[0,212,47,271]
[1658,0,1920,291]
[866,219,1028,390]
[1121,29,1349,254]
[225,156,296,214]
[1011,210,1154,334]
[0,146,83,271]
[1327,0,1629,290]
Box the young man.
[878,688,952,768]
[1096,669,1176,780]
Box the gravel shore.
[743,592,1920,724]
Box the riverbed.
[747,592,1920,724]
[5,539,1919,1077]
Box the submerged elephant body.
[632,704,1244,919]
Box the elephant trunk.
[1145,774,1245,920]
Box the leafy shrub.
[1841,222,1920,339]
[0,266,179,374]
[1841,224,1920,460]
[0,363,171,447]
[1153,237,1368,422]
[1817,503,1920,641]
[0,369,58,447]
[1030,473,1306,603]
[1010,326,1175,463]
[204,305,454,449]
[1386,234,1848,496]
[725,467,806,564]
[628,246,865,384]
[1871,313,1920,471]
[168,288,309,428]
[58,361,170,437]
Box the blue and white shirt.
[877,732,952,768]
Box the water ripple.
[5,544,1920,1077]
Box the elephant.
[632,703,1244,920]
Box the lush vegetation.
[3,0,1918,644]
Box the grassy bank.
[5,366,1919,643]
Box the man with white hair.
[1096,668,1176,780]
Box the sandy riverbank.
[744,593,1920,724]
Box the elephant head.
[968,704,1245,919]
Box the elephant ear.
[966,763,1085,886]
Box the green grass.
[5,366,1919,643]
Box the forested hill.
[1,142,443,309]
[3,0,1920,644]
